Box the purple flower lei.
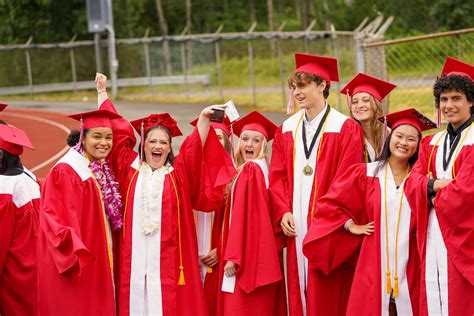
[89,159,124,231]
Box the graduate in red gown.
[304,108,438,316]
[341,73,396,162]
[0,122,40,316]
[269,53,364,316]
[411,57,474,316]
[37,106,123,316]
[217,111,282,316]
[190,116,233,316]
[93,74,236,316]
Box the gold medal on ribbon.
[303,165,313,176]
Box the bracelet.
[98,90,107,94]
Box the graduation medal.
[301,106,331,177]
[303,165,313,176]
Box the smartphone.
[210,108,225,123]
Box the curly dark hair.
[288,72,331,99]
[433,74,474,114]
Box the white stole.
[369,162,413,316]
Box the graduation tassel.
[386,271,392,295]
[393,275,399,298]
[287,88,295,115]
[140,121,145,164]
[345,89,352,114]
[178,265,186,285]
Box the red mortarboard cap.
[379,108,437,133]
[295,53,339,83]
[189,116,232,137]
[0,103,7,112]
[68,109,122,129]
[340,73,397,102]
[0,124,34,155]
[130,113,183,138]
[440,57,474,82]
[231,111,277,141]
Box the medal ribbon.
[302,106,331,160]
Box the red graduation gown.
[0,172,40,316]
[303,163,426,315]
[217,160,282,316]
[411,129,474,316]
[269,108,364,316]
[37,149,116,316]
[101,100,235,316]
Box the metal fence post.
[69,34,78,95]
[277,21,287,109]
[214,24,224,101]
[24,37,33,99]
[94,33,104,73]
[143,28,153,95]
[354,35,365,74]
[330,24,342,112]
[247,22,257,106]
[180,26,190,99]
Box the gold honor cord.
[383,164,409,298]
[168,170,186,286]
[123,167,140,240]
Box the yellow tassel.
[207,266,213,273]
[386,271,392,294]
[178,265,186,286]
[393,276,399,298]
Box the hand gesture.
[348,221,375,236]
[95,73,107,93]
[224,261,237,277]
[281,212,297,237]
[200,248,218,267]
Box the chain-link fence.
[0,30,362,111]
[362,28,474,119]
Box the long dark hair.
[373,126,421,176]
[142,125,175,165]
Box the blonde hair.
[351,94,385,156]
[234,134,269,168]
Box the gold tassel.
[393,276,399,298]
[207,266,213,273]
[386,271,392,294]
[178,265,186,286]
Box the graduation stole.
[383,163,409,298]
[292,107,331,219]
[122,165,186,286]
[427,122,473,178]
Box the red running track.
[1,108,79,181]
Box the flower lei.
[89,159,124,231]
[141,162,166,235]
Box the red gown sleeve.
[0,196,15,276]
[269,127,292,238]
[99,99,138,179]
[303,163,367,274]
[174,128,235,211]
[224,162,282,293]
[434,153,474,284]
[40,165,95,282]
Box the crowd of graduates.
[0,52,473,316]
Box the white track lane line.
[2,112,71,172]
